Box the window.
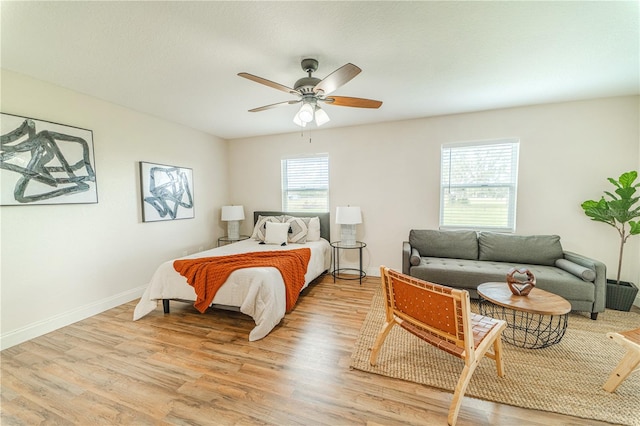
[281,154,329,212]
[440,139,519,232]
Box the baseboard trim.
[365,266,381,278]
[0,285,147,351]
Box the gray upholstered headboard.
[253,211,330,242]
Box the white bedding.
[133,238,331,341]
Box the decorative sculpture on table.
[507,267,536,296]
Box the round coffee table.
[477,282,572,349]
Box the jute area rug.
[350,287,640,425]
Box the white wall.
[0,70,229,349]
[229,96,640,292]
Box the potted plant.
[581,170,640,311]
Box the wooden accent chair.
[370,267,507,426]
[603,327,640,393]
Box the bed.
[133,211,331,341]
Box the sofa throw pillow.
[555,258,596,282]
[286,216,308,243]
[409,229,478,260]
[251,215,283,241]
[410,248,421,266]
[264,222,289,245]
[478,232,563,266]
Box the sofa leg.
[163,299,170,314]
[591,312,598,320]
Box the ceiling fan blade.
[248,100,300,112]
[323,96,382,109]
[238,72,300,95]
[313,63,361,95]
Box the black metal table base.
[332,268,367,282]
[478,299,569,349]
[330,241,366,285]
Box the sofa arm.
[563,251,607,315]
[403,241,411,274]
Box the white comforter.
[133,238,331,341]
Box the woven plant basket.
[606,279,639,311]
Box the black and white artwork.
[1,113,98,205]
[139,161,194,222]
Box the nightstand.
[330,241,366,284]
[217,235,250,247]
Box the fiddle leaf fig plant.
[581,171,640,284]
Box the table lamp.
[221,205,245,239]
[336,206,362,246]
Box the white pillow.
[306,217,321,241]
[264,222,289,245]
[251,215,283,241]
[286,216,308,243]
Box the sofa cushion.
[409,229,478,260]
[478,232,563,266]
[410,257,595,303]
[555,258,596,282]
[410,248,421,266]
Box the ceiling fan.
[238,58,382,127]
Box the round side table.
[217,235,250,247]
[330,241,366,285]
[477,282,571,349]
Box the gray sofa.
[402,230,606,319]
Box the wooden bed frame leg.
[162,299,170,314]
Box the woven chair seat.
[370,267,506,426]
[400,313,503,358]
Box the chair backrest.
[381,266,473,359]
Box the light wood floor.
[1,274,613,425]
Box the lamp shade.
[314,106,330,126]
[335,206,362,224]
[292,114,307,127]
[298,103,314,123]
[221,205,245,221]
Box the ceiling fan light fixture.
[297,102,314,123]
[292,113,307,127]
[239,59,382,129]
[314,106,330,126]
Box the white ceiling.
[1,1,638,140]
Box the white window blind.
[440,139,519,232]
[281,154,329,212]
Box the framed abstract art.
[1,112,98,205]
[139,161,194,222]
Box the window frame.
[281,153,329,213]
[439,138,520,233]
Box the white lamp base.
[340,224,357,246]
[227,221,240,240]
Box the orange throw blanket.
[173,248,311,314]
